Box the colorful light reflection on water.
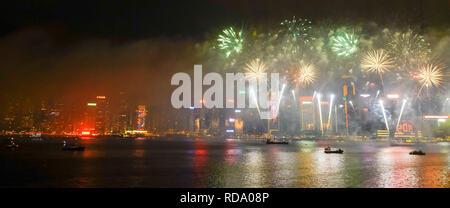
[0,137,448,188]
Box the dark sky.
[0,0,448,110]
[1,0,449,40]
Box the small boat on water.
[266,139,289,144]
[62,145,85,151]
[6,138,19,150]
[62,140,85,151]
[7,143,19,150]
[324,147,343,154]
[409,150,426,155]
[29,133,42,138]
[390,142,415,146]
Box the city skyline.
[0,0,449,192]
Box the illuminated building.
[300,96,315,131]
[48,103,65,134]
[116,91,132,134]
[2,100,20,132]
[340,78,358,135]
[394,120,416,138]
[234,118,243,133]
[136,105,147,130]
[319,100,330,133]
[80,96,112,135]
[95,96,111,135]
[0,98,34,133]
[422,115,449,137]
[83,101,97,134]
[36,102,50,132]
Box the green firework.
[330,32,359,57]
[217,27,244,57]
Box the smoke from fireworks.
[379,100,390,132]
[327,94,335,132]
[244,59,267,81]
[317,93,324,135]
[361,49,395,84]
[217,27,244,57]
[330,32,358,57]
[289,62,318,87]
[272,84,286,120]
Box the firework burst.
[217,27,244,57]
[279,16,314,55]
[387,30,431,71]
[361,49,395,85]
[416,63,445,95]
[330,32,358,57]
[289,62,318,87]
[244,59,267,81]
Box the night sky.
[2,0,449,39]
[0,0,448,110]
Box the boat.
[390,142,415,146]
[62,145,85,151]
[29,133,42,138]
[6,138,19,150]
[409,150,426,155]
[6,143,19,150]
[324,147,343,154]
[390,139,416,146]
[266,139,289,144]
[62,140,85,151]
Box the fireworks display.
[379,100,390,132]
[208,19,447,129]
[316,94,324,135]
[3,1,450,190]
[327,94,335,132]
[416,63,445,95]
[361,49,395,84]
[217,27,244,57]
[395,99,407,132]
[279,16,315,55]
[330,32,358,57]
[289,62,318,87]
[244,59,267,81]
[387,30,431,71]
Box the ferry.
[324,146,344,154]
[62,140,85,151]
[409,150,426,155]
[266,138,289,144]
[6,138,19,150]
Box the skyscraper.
[95,96,111,135]
[136,105,147,130]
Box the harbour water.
[0,136,448,188]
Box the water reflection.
[82,149,104,158]
[243,151,266,187]
[419,153,448,188]
[271,149,297,187]
[223,139,241,165]
[1,137,448,187]
[192,138,208,187]
[375,147,420,188]
[190,139,448,188]
[133,149,145,158]
[311,147,346,187]
[296,145,316,187]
